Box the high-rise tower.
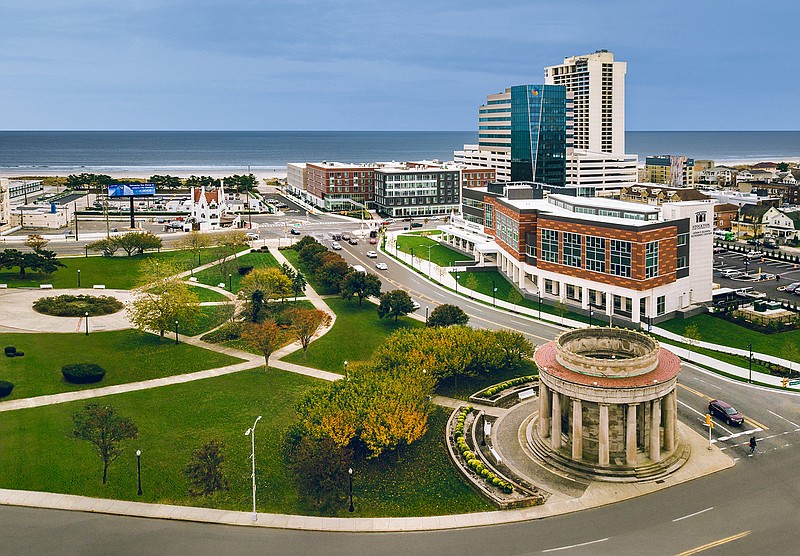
[544,50,626,155]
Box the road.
[5,211,800,554]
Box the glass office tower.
[510,85,571,187]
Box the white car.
[366,250,378,258]
[246,232,259,240]
[411,300,421,310]
[375,262,388,271]
[331,242,342,250]
[745,250,764,259]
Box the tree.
[184,439,230,496]
[178,230,213,266]
[784,342,800,377]
[72,403,139,484]
[284,433,353,509]
[463,274,479,295]
[493,329,535,367]
[291,270,307,300]
[377,290,414,322]
[297,242,328,272]
[127,260,200,337]
[507,289,524,312]
[66,173,112,190]
[427,304,469,327]
[316,253,350,292]
[0,248,65,276]
[113,232,162,256]
[243,320,288,369]
[24,234,50,253]
[288,307,332,358]
[87,237,121,257]
[340,271,382,306]
[239,267,292,304]
[683,323,701,362]
[214,230,248,283]
[149,175,183,190]
[777,162,790,172]
[555,300,569,324]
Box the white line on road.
[714,428,762,443]
[542,538,609,553]
[695,378,722,390]
[768,410,800,428]
[677,400,735,436]
[673,507,714,522]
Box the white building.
[183,183,235,231]
[286,163,308,200]
[0,179,10,227]
[454,144,511,182]
[566,149,638,196]
[13,202,74,229]
[545,50,627,155]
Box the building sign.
[108,184,156,198]
[691,210,712,237]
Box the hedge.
[479,375,538,398]
[33,295,124,317]
[0,381,13,398]
[61,363,107,384]
[452,406,514,494]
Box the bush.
[237,266,254,276]
[4,346,16,357]
[0,381,13,397]
[481,375,538,398]
[62,363,107,384]
[33,295,124,317]
[200,321,243,343]
[14,352,24,357]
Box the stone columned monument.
[532,327,684,480]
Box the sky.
[2,0,798,131]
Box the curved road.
[5,215,800,554]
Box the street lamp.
[136,449,142,496]
[348,467,354,512]
[589,303,594,327]
[245,415,262,522]
[84,311,89,335]
[455,271,459,294]
[421,244,434,278]
[344,360,348,380]
[425,306,429,325]
[229,273,233,291]
[748,343,753,384]
[174,320,179,345]
[537,291,542,319]
[491,279,497,306]
[77,269,81,287]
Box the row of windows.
[495,211,519,251]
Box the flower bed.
[33,294,124,317]
[469,375,538,407]
[452,406,514,494]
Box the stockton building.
[442,185,713,324]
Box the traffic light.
[705,413,712,426]
[782,377,789,388]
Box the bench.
[518,388,535,401]
[0,284,7,289]
[217,283,226,289]
[483,421,492,438]
[39,284,53,289]
[188,277,198,282]
[489,446,502,465]
[92,285,106,289]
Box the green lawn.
[281,297,423,372]
[180,305,236,337]
[0,247,227,290]
[0,330,243,400]
[188,285,229,302]
[658,313,800,363]
[193,250,280,293]
[396,235,471,267]
[0,369,489,516]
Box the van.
[332,233,342,241]
[352,265,366,273]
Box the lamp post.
[748,342,753,384]
[77,269,81,288]
[229,273,233,291]
[348,467,354,512]
[84,311,89,335]
[538,291,542,319]
[455,271,459,294]
[421,244,434,278]
[174,320,179,345]
[136,449,142,496]
[425,306,429,325]
[344,360,348,380]
[589,303,594,327]
[491,279,497,307]
[244,415,262,522]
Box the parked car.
[348,238,358,245]
[246,232,259,240]
[708,399,744,426]
[410,222,423,228]
[763,239,778,249]
[745,250,764,259]
[366,250,378,258]
[713,246,724,253]
[331,242,342,250]
[784,282,800,293]
[718,269,743,278]
[290,228,301,235]
[375,262,388,271]
[746,238,762,246]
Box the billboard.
[108,183,156,198]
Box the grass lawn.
[188,286,229,302]
[396,235,471,267]
[180,305,236,337]
[281,297,423,372]
[658,336,782,377]
[0,330,243,400]
[0,247,227,290]
[193,250,279,294]
[658,313,800,363]
[0,369,489,516]
[435,359,539,400]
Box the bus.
[714,230,735,241]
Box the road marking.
[695,379,722,390]
[768,410,800,428]
[675,530,751,555]
[715,428,762,442]
[677,383,711,401]
[743,415,769,431]
[678,384,768,431]
[542,537,609,553]
[677,400,735,436]
[672,506,714,522]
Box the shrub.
[33,295,123,317]
[200,321,243,343]
[62,363,107,384]
[238,266,254,276]
[4,346,16,357]
[0,381,13,398]
[481,375,538,398]
[14,352,24,357]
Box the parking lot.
[714,247,800,301]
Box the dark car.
[348,237,359,245]
[708,399,744,426]
[410,222,423,228]
[290,228,301,235]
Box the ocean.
[0,131,798,176]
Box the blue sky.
[2,1,797,131]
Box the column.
[664,390,676,452]
[632,296,641,324]
[538,382,551,438]
[598,403,609,467]
[626,403,638,466]
[571,399,583,460]
[650,397,662,462]
[551,392,562,450]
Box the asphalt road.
[5,215,800,554]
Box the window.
[544,279,559,295]
[657,295,666,316]
[645,241,659,278]
[562,233,582,267]
[677,256,688,270]
[485,204,494,229]
[566,284,582,302]
[585,236,606,273]
[541,229,559,263]
[677,233,688,247]
[610,239,631,277]
[526,244,537,259]
[496,211,519,251]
